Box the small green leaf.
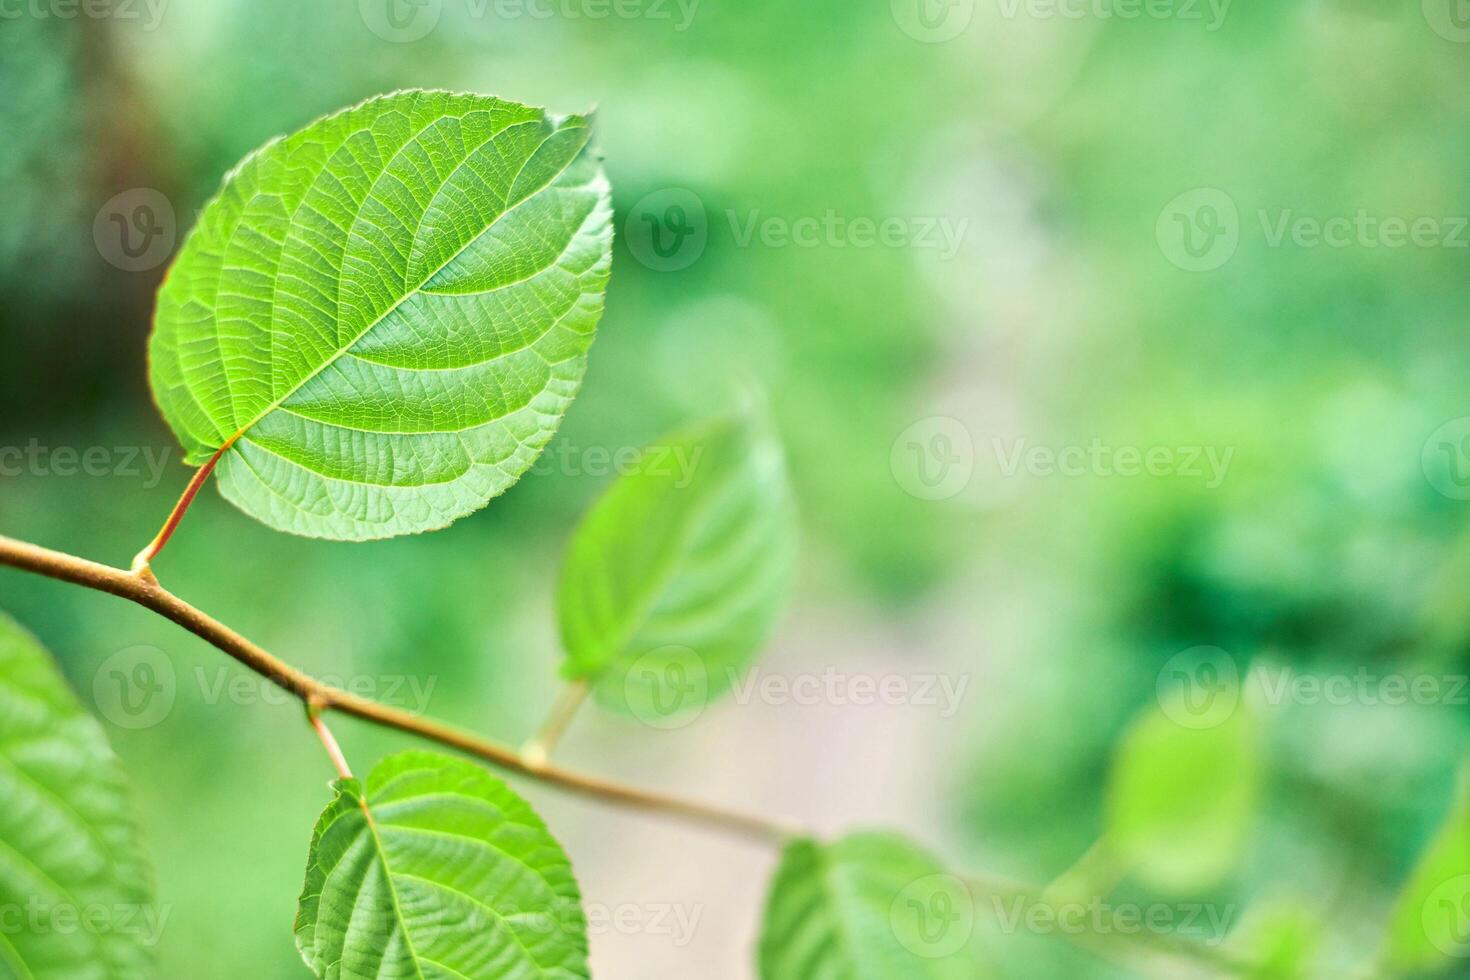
[1381,766,1470,973]
[556,412,796,723]
[295,750,587,979]
[0,610,158,978]
[150,89,613,540]
[1104,692,1260,893]
[759,832,979,980]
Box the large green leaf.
[556,412,796,723]
[1380,766,1470,974]
[1104,692,1261,893]
[149,89,613,539]
[295,750,587,979]
[759,832,979,980]
[0,611,157,979]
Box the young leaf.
[1380,766,1470,973]
[759,832,978,980]
[556,412,796,723]
[296,750,588,979]
[0,610,158,978]
[1104,692,1261,893]
[149,89,613,540]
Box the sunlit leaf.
[759,832,979,980]
[149,89,612,539]
[1104,692,1261,893]
[295,750,587,979]
[0,611,157,978]
[1381,767,1470,974]
[556,411,796,723]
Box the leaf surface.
[1104,692,1260,893]
[296,750,587,979]
[1381,767,1470,973]
[0,611,157,979]
[556,412,796,721]
[150,89,613,539]
[759,832,978,980]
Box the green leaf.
[556,412,796,723]
[295,750,587,979]
[759,832,979,980]
[0,611,157,978]
[1380,766,1470,973]
[149,89,613,540]
[1104,692,1261,893]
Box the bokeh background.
[3,1,1470,976]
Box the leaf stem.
[307,704,354,781]
[521,679,589,768]
[130,435,238,575]
[0,531,1261,975]
[0,532,797,844]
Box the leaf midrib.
[216,112,588,459]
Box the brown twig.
[0,533,798,844]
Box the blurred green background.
[2,1,1469,976]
